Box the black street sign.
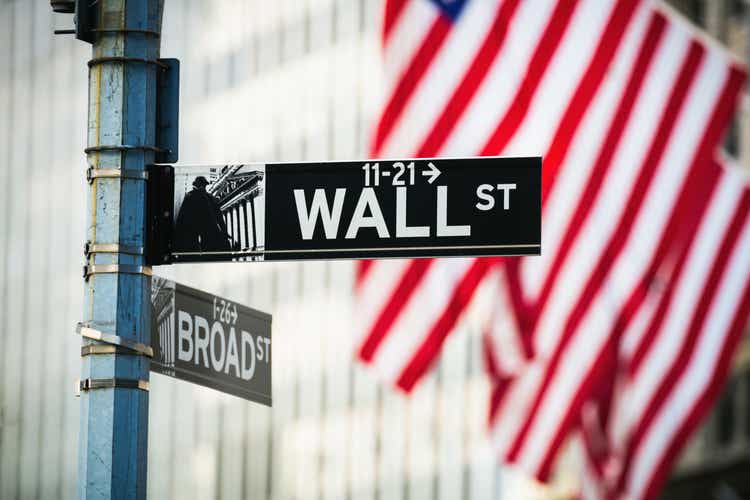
[166,156,540,262]
[150,276,272,406]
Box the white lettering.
[210,322,226,372]
[176,312,267,380]
[224,326,240,377]
[241,330,256,380]
[263,338,271,363]
[177,310,193,362]
[475,184,495,211]
[497,183,516,210]
[194,315,210,368]
[345,187,390,239]
[436,186,470,237]
[294,188,346,240]
[396,187,429,237]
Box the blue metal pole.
[79,1,163,498]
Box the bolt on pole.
[76,1,164,498]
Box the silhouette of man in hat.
[174,176,232,253]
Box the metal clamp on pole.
[82,345,145,357]
[90,28,161,38]
[85,144,168,155]
[83,264,153,280]
[84,241,144,257]
[77,378,150,396]
[76,323,154,358]
[88,56,169,70]
[86,167,149,184]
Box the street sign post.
[165,156,541,263]
[51,0,541,496]
[150,276,272,406]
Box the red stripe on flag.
[505,41,705,467]
[643,275,750,500]
[396,258,491,391]
[356,260,375,288]
[534,164,722,481]
[503,260,535,360]
[627,189,720,373]
[382,0,410,44]
[483,329,503,380]
[541,0,644,202]
[504,5,654,346]
[536,66,747,481]
[480,0,580,156]
[535,336,621,481]
[488,377,512,426]
[415,0,522,156]
[627,68,747,373]
[357,258,434,362]
[533,41,704,345]
[372,16,452,156]
[532,11,666,328]
[606,157,724,378]
[615,190,750,494]
[551,158,723,484]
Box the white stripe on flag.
[627,191,750,499]
[622,166,745,440]
[532,24,691,356]
[370,258,474,384]
[383,0,440,87]
[516,36,733,474]
[521,3,652,298]
[489,362,545,455]
[502,0,618,157]
[379,0,503,157]
[440,0,558,156]
[615,59,736,431]
[355,259,412,348]
[486,277,528,378]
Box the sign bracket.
[145,165,175,265]
[155,58,180,164]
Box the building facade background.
[0,1,746,499]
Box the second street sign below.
[168,156,541,262]
[150,276,272,406]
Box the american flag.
[356,0,749,498]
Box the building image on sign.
[173,164,266,261]
[152,276,177,373]
[0,1,748,500]
[208,165,265,257]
